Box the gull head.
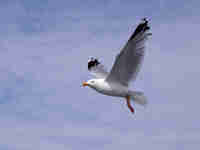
[82,79,97,88]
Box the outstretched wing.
[88,58,108,78]
[106,18,151,86]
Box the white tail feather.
[128,91,147,106]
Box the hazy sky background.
[0,0,200,149]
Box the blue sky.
[0,0,200,149]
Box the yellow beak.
[82,82,89,87]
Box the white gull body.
[87,78,128,97]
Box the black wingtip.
[141,18,150,31]
[129,18,151,41]
[88,57,100,70]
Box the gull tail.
[128,91,147,106]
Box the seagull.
[82,18,151,114]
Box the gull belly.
[91,79,128,97]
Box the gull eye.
[91,80,95,84]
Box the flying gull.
[83,18,151,114]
